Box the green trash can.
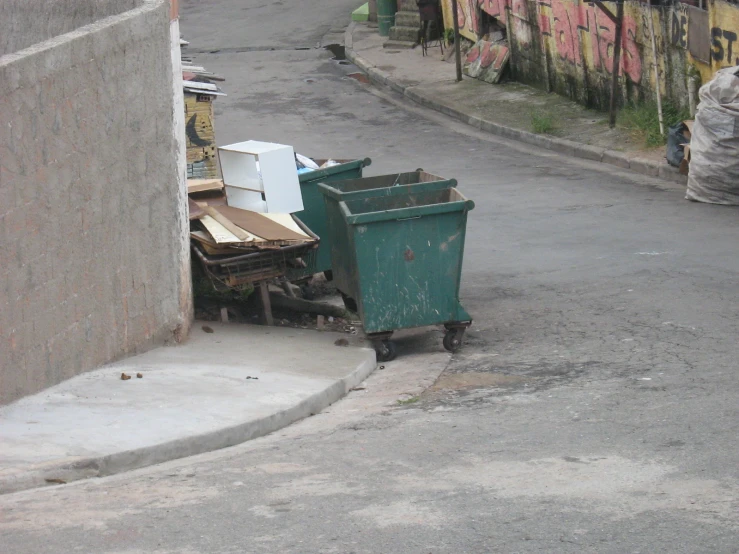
[377,0,397,36]
[293,158,372,280]
[319,182,474,361]
[316,171,456,289]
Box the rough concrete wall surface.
[169,15,194,345]
[442,0,739,110]
[0,0,189,405]
[0,0,140,57]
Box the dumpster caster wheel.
[341,292,358,313]
[443,329,464,353]
[375,340,397,362]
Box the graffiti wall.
[441,0,480,41]
[535,0,648,108]
[441,0,739,110]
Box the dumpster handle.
[396,216,422,221]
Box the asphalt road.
[1,1,738,552]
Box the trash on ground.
[686,65,739,205]
[666,120,692,169]
[120,373,131,381]
[44,478,67,485]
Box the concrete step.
[383,39,418,50]
[394,11,420,27]
[389,25,420,43]
[399,0,418,11]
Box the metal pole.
[451,0,463,82]
[608,1,624,128]
[647,0,665,136]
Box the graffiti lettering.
[479,0,507,18]
[538,0,642,83]
[552,0,581,64]
[671,13,687,48]
[711,28,724,60]
[725,30,738,61]
[454,0,480,40]
[711,27,739,64]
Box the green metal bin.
[317,173,455,297]
[293,158,372,280]
[319,182,475,361]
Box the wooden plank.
[190,232,247,255]
[188,198,205,220]
[258,282,274,326]
[187,178,223,193]
[262,213,310,238]
[199,215,242,244]
[214,206,309,241]
[189,190,228,206]
[203,207,258,242]
[182,80,218,91]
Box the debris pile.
[181,39,226,179]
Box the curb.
[344,23,687,186]
[0,350,377,495]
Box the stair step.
[389,25,420,42]
[399,0,418,11]
[383,39,418,50]
[394,12,421,27]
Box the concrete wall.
[0,0,139,56]
[0,0,191,405]
[442,0,739,110]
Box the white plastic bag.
[295,153,319,170]
[686,66,739,205]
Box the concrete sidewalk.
[0,324,376,495]
[345,22,687,185]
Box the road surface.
[1,1,737,552]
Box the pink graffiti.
[455,0,481,36]
[544,0,642,83]
[552,0,582,64]
[466,43,481,63]
[456,0,466,28]
[465,0,480,36]
[479,0,508,18]
[466,41,510,70]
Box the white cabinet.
[217,140,304,213]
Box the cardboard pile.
[187,178,315,256]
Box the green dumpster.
[316,171,456,291]
[298,169,451,281]
[319,182,474,361]
[293,158,372,280]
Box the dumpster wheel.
[443,328,465,353]
[373,339,397,362]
